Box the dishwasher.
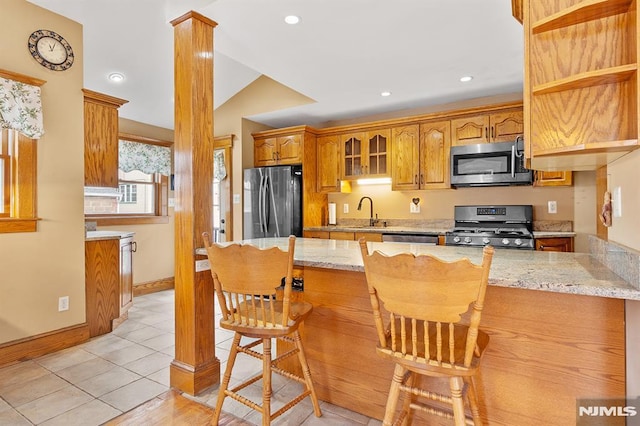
[381,233,438,245]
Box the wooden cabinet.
[419,121,451,189]
[534,170,573,187]
[341,129,390,179]
[254,133,303,167]
[316,134,341,192]
[118,237,134,324]
[391,125,420,190]
[83,89,128,188]
[535,237,573,252]
[85,235,135,337]
[451,110,523,146]
[251,126,326,228]
[302,230,383,242]
[523,0,640,170]
[391,122,451,190]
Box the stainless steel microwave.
[450,138,532,187]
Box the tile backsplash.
[589,235,640,290]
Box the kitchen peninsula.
[200,237,636,425]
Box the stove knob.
[464,237,472,243]
[514,238,522,246]
[501,238,510,245]
[453,236,461,243]
[482,237,490,245]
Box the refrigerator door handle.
[264,174,272,234]
[258,173,266,234]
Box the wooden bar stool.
[202,234,321,426]
[358,239,494,426]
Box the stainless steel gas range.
[444,205,534,250]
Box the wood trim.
[0,324,90,368]
[0,69,46,86]
[119,132,173,147]
[250,103,525,140]
[134,277,175,296]
[82,88,128,108]
[0,218,39,233]
[214,135,234,148]
[170,11,218,28]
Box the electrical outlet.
[343,203,349,214]
[548,201,557,214]
[410,202,420,213]
[58,296,69,312]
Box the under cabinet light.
[356,177,392,185]
[459,75,473,82]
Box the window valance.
[119,139,171,176]
[0,77,44,139]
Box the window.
[84,133,172,225]
[0,129,38,233]
[0,70,44,233]
[119,183,137,204]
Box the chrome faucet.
[357,196,379,226]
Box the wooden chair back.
[358,239,494,368]
[203,233,297,329]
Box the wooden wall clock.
[28,29,74,71]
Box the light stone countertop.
[197,237,640,301]
[86,230,135,241]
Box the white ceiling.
[28,0,524,130]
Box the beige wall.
[0,0,85,343]
[607,149,640,251]
[99,118,176,284]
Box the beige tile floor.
[0,290,382,425]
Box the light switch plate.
[548,201,557,214]
[343,203,349,214]
[410,202,420,213]
[613,186,622,218]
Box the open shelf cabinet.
[524,0,640,170]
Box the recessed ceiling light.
[460,75,473,82]
[380,91,392,97]
[108,72,125,82]
[284,15,300,25]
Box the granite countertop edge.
[86,230,135,241]
[198,237,638,301]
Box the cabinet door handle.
[491,126,495,139]
[485,127,488,139]
[415,174,418,184]
[131,241,137,252]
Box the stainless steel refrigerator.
[243,165,303,239]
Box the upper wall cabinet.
[341,129,390,180]
[254,133,303,167]
[83,89,128,188]
[524,0,640,170]
[451,110,524,146]
[316,134,341,193]
[391,122,451,191]
[534,170,573,187]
